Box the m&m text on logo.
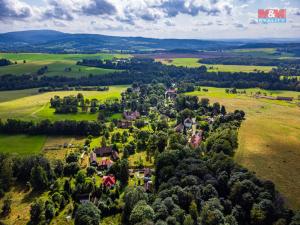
[258,9,286,23]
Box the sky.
[0,0,299,39]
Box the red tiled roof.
[100,158,113,166]
[190,131,203,148]
[103,176,116,187]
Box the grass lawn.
[0,85,127,121]
[156,58,275,72]
[0,134,46,155]
[109,113,123,120]
[186,87,300,210]
[128,151,154,168]
[0,53,131,77]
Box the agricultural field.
[156,58,275,72]
[186,87,300,209]
[228,48,296,59]
[0,53,131,77]
[0,85,127,121]
[0,88,39,103]
[0,86,127,155]
[0,134,46,155]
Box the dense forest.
[0,83,299,225]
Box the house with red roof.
[190,131,203,148]
[99,158,114,170]
[103,175,116,188]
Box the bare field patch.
[42,136,85,160]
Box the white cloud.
[0,0,299,39]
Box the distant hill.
[0,30,299,53]
[0,30,242,53]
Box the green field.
[186,87,300,209]
[0,88,40,103]
[0,85,127,121]
[0,134,46,155]
[157,58,275,72]
[0,53,131,77]
[229,48,295,58]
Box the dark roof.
[175,123,184,132]
[144,168,151,177]
[112,151,119,161]
[95,146,112,155]
[117,120,132,128]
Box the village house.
[95,146,113,157]
[89,152,98,167]
[123,111,140,120]
[144,180,153,193]
[190,131,203,148]
[165,88,177,99]
[111,150,119,161]
[98,157,114,170]
[144,168,152,183]
[103,175,116,188]
[117,120,132,129]
[183,118,193,129]
[94,146,119,161]
[175,123,184,133]
[77,193,90,204]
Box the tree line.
[1,58,299,91]
[0,119,106,136]
[199,57,300,66]
[0,58,12,67]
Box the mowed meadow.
[0,85,127,155]
[186,87,300,209]
[0,53,131,77]
[156,58,275,72]
[0,85,127,120]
